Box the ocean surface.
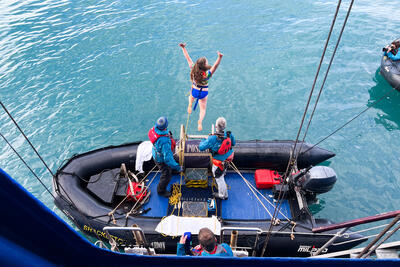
[1,0,399,242]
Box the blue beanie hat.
[156,116,168,130]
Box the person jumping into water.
[179,43,223,131]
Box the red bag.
[126,180,147,201]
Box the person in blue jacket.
[177,228,233,257]
[149,116,183,197]
[384,40,400,61]
[199,117,235,199]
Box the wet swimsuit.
[191,84,209,99]
[190,65,212,100]
[190,66,212,110]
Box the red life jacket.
[192,244,227,256]
[148,127,176,152]
[215,133,232,155]
[212,153,234,170]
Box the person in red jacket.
[149,116,184,197]
[199,117,235,199]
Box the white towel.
[135,141,153,173]
[155,215,221,236]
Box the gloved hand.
[178,166,185,173]
[226,131,231,137]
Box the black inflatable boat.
[380,40,400,90]
[53,139,367,257]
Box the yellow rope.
[185,179,208,188]
[167,124,187,218]
[185,112,191,137]
[169,183,182,208]
[158,119,193,238]
[160,215,169,237]
[211,176,217,191]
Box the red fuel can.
[255,169,281,189]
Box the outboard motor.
[296,166,337,201]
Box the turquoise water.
[1,0,399,236]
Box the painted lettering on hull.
[297,245,328,254]
[83,225,125,244]
[186,144,200,153]
[151,242,165,251]
[186,143,210,153]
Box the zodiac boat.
[53,128,366,257]
[380,39,400,90]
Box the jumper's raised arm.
[179,43,193,67]
[210,51,223,75]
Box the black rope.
[295,0,355,161]
[301,86,397,155]
[0,101,54,177]
[0,131,101,241]
[0,132,56,199]
[262,0,343,256]
[54,176,110,243]
[0,100,108,245]
[282,0,343,180]
[89,213,124,220]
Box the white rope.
[229,162,291,221]
[350,223,396,235]
[333,221,400,246]
[126,168,160,218]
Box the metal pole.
[357,214,400,258]
[313,210,400,233]
[252,232,260,257]
[311,227,349,257]
[362,221,400,258]
[230,230,238,249]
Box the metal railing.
[103,226,152,254]
[310,210,400,257]
[220,227,263,256]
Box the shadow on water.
[309,198,326,215]
[367,68,400,131]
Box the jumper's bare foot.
[198,121,203,131]
[187,104,192,114]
